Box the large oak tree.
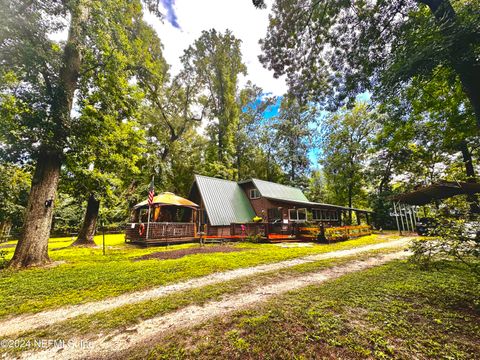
[0,0,163,267]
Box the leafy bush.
[409,215,480,275]
[245,234,262,243]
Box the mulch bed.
[134,245,247,261]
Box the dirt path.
[17,250,410,360]
[0,237,412,338]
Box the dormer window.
[250,188,260,199]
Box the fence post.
[102,218,106,256]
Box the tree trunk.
[460,141,477,182]
[460,141,476,181]
[266,149,272,181]
[378,158,393,194]
[290,157,295,183]
[8,152,61,268]
[236,147,242,180]
[8,3,89,268]
[459,141,480,214]
[218,127,225,163]
[72,194,100,246]
[422,0,480,130]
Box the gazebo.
[125,192,199,246]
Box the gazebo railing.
[125,222,196,242]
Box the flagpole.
[146,176,154,240]
[146,206,151,240]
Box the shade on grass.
[0,233,396,318]
[134,260,480,360]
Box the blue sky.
[257,92,372,169]
[161,0,180,29]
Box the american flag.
[148,177,155,206]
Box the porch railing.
[324,225,372,241]
[230,222,296,239]
[230,222,267,237]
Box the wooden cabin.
[189,175,373,242]
[125,176,373,246]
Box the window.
[288,209,296,221]
[288,208,307,222]
[331,211,339,220]
[312,209,339,221]
[298,208,307,221]
[323,210,330,220]
[312,209,321,220]
[250,188,260,199]
[268,208,282,221]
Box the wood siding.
[239,182,342,226]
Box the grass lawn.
[2,247,402,354]
[0,233,399,319]
[130,259,480,360]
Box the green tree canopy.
[256,0,480,129]
[272,94,318,188]
[181,29,247,179]
[320,103,376,221]
[0,0,164,267]
[0,163,31,235]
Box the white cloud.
[144,0,287,96]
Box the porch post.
[412,206,418,225]
[193,209,197,238]
[402,204,410,232]
[409,205,416,233]
[408,205,414,232]
[393,202,401,235]
[398,202,405,233]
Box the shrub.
[245,234,262,243]
[409,215,480,275]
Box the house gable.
[191,175,256,226]
[239,178,309,203]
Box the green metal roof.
[244,178,309,203]
[241,178,373,213]
[193,175,256,226]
